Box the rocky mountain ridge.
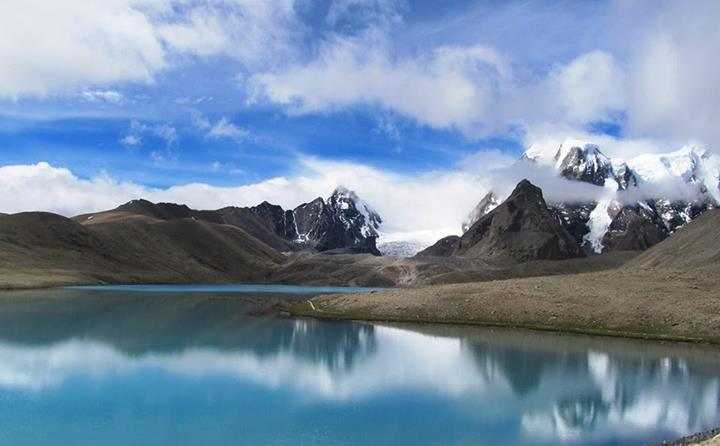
[79,186,384,256]
[249,187,383,255]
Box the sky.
[1,0,719,241]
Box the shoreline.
[286,265,720,346]
[662,429,720,445]
[288,305,720,347]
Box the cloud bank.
[0,158,491,241]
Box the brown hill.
[1,207,285,288]
[75,199,291,251]
[631,209,720,270]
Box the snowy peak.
[627,145,720,202]
[524,139,629,188]
[471,141,720,256]
[523,139,595,165]
[288,187,383,255]
[326,186,382,238]
[555,143,615,187]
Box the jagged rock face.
[109,187,383,256]
[602,203,669,251]
[614,163,638,190]
[292,188,382,255]
[462,192,499,233]
[416,236,460,257]
[548,203,593,248]
[293,198,325,242]
[250,202,298,240]
[443,180,584,261]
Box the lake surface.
[0,286,718,445]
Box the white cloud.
[80,90,124,104]
[193,113,249,141]
[120,135,142,147]
[207,118,249,141]
[622,0,720,149]
[0,0,300,98]
[0,0,165,97]
[124,120,178,147]
[251,32,631,139]
[540,50,625,124]
[157,0,299,66]
[251,32,509,135]
[152,124,178,146]
[247,1,719,148]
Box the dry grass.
[291,265,720,345]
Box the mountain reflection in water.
[0,288,717,446]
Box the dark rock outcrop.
[601,204,669,251]
[249,202,298,241]
[456,180,584,261]
[421,180,584,262]
[549,203,593,248]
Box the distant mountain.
[80,186,384,256]
[465,141,719,254]
[247,187,383,255]
[419,180,584,262]
[0,186,384,287]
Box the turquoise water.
[0,287,718,445]
[66,283,386,294]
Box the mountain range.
[3,140,720,290]
[0,187,386,288]
[461,141,720,255]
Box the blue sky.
[1,0,719,238]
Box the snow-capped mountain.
[465,140,720,254]
[250,186,383,255]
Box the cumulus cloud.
[0,0,299,98]
[251,32,630,139]
[535,51,625,125]
[157,0,299,66]
[247,0,719,148]
[0,0,165,97]
[251,32,509,135]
